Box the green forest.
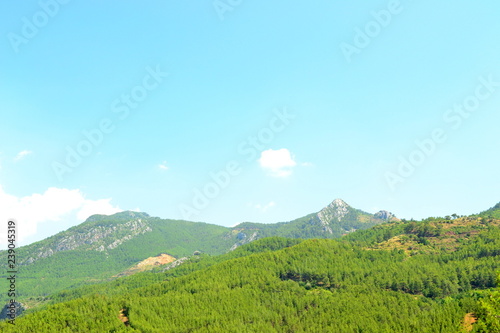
[0,202,389,304]
[1,204,500,332]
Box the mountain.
[0,199,393,305]
[0,212,238,305]
[315,198,399,232]
[478,201,500,219]
[232,198,397,247]
[1,213,499,332]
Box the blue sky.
[1,0,499,246]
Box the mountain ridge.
[2,218,499,331]
[2,198,497,309]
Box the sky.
[1,0,499,246]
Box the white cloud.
[259,148,297,177]
[0,186,121,246]
[253,201,276,213]
[76,198,122,221]
[158,161,169,171]
[14,150,32,161]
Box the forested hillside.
[479,202,500,219]
[1,206,499,332]
[0,199,394,304]
[0,212,240,304]
[233,198,396,242]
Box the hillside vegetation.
[0,199,391,304]
[1,205,499,332]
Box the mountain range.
[1,199,396,303]
[1,199,499,332]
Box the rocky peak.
[331,198,348,206]
[374,210,397,221]
[317,199,351,226]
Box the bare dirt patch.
[119,308,130,327]
[115,253,176,277]
[462,313,477,332]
